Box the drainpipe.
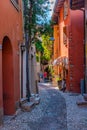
[85,1,87,93]
[25,32,31,101]
[84,8,86,93]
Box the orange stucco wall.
[53,25,59,75]
[59,7,68,57]
[53,0,84,93]
[68,10,84,92]
[0,0,23,116]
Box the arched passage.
[2,36,15,115]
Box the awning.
[53,56,68,66]
[52,0,65,22]
[53,58,58,65]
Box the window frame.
[63,1,68,20]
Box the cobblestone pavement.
[0,83,67,130]
[58,89,87,130]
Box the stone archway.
[2,36,15,115]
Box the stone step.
[83,94,87,101]
[21,102,35,112]
[20,98,28,106]
[34,97,40,105]
[30,94,40,105]
[76,100,87,106]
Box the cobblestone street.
[0,83,67,130]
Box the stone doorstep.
[34,97,40,105]
[76,100,87,106]
[30,94,40,104]
[20,98,28,106]
[30,96,35,102]
[21,102,35,112]
[83,94,87,101]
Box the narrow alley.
[0,1,87,130]
[0,83,67,130]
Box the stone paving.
[1,83,87,130]
[58,89,87,130]
[0,83,67,130]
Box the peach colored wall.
[0,0,23,110]
[59,7,68,57]
[53,25,59,75]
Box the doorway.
[2,36,15,115]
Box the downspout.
[25,32,31,101]
[84,9,86,93]
[85,0,87,93]
[80,8,86,93]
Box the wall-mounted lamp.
[49,37,55,41]
[21,44,26,51]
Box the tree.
[23,0,51,47]
[23,0,52,100]
[40,34,53,64]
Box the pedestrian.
[39,71,43,82]
[37,72,40,82]
[57,74,62,89]
[61,78,66,92]
[43,71,47,82]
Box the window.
[64,1,68,20]
[10,0,19,11]
[63,26,68,46]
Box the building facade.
[52,0,84,93]
[0,0,23,124]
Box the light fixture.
[21,44,25,51]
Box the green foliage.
[40,21,53,36]
[36,53,39,62]
[23,0,50,32]
[48,65,54,77]
[40,34,53,63]
[35,40,44,52]
[23,0,53,63]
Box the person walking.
[61,78,66,92]
[43,71,47,82]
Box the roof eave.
[52,0,65,22]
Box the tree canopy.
[23,0,51,35]
[23,0,53,64]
